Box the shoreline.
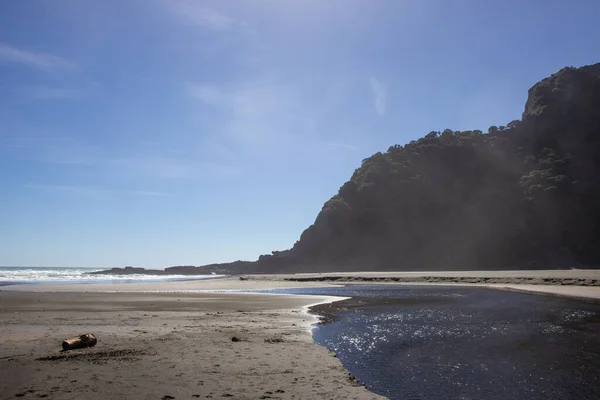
[4,268,600,303]
[0,276,340,293]
[245,270,600,302]
[486,283,600,301]
[3,271,600,399]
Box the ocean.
[0,266,220,286]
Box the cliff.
[93,63,600,276]
[254,63,600,272]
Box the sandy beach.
[3,270,600,400]
[250,270,600,300]
[0,278,339,293]
[0,284,382,400]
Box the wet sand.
[247,270,600,300]
[0,289,382,400]
[0,277,338,293]
[487,284,600,300]
[5,270,600,298]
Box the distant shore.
[252,270,600,301]
[4,269,600,301]
[259,269,600,285]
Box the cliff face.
[255,63,600,272]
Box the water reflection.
[259,285,600,400]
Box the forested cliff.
[252,63,600,272]
[95,63,600,276]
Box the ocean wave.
[0,267,221,285]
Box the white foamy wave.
[0,267,221,285]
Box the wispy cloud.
[124,190,172,197]
[24,184,171,197]
[114,156,196,179]
[167,1,243,31]
[112,155,241,180]
[5,133,239,182]
[320,141,359,151]
[198,161,242,179]
[369,77,387,116]
[188,81,286,117]
[0,43,76,71]
[17,86,82,100]
[188,83,231,107]
[187,80,305,151]
[186,78,369,162]
[3,135,101,165]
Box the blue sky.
[1,0,599,268]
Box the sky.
[1,0,599,268]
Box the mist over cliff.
[250,63,600,273]
[99,63,600,276]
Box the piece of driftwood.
[62,333,98,351]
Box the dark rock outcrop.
[164,262,253,275]
[92,63,600,276]
[88,266,165,275]
[89,262,253,276]
[254,63,600,273]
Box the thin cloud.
[24,184,100,195]
[112,155,241,180]
[4,135,102,165]
[113,156,196,179]
[321,141,359,151]
[10,133,240,182]
[199,162,242,179]
[187,80,303,151]
[187,83,231,107]
[0,43,76,71]
[187,78,367,160]
[124,190,172,197]
[369,77,387,116]
[24,184,171,197]
[18,86,82,100]
[167,1,239,31]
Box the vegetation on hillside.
[254,63,600,272]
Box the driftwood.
[62,333,97,351]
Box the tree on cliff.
[255,63,600,273]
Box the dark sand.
[0,291,383,400]
[3,270,600,399]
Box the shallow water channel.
[259,285,600,400]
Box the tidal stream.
[264,285,600,400]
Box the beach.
[2,271,600,400]
[250,270,600,300]
[0,282,382,400]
